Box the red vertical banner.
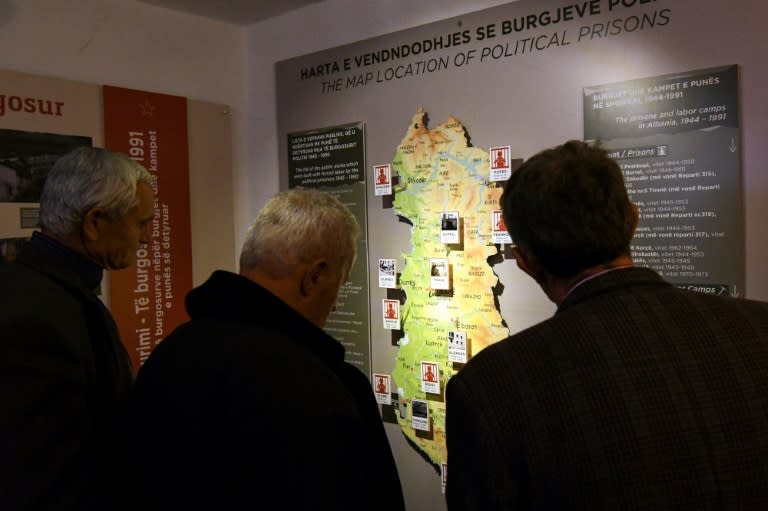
[103,86,193,371]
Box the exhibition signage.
[104,86,194,369]
[287,123,372,376]
[584,65,742,296]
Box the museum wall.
[241,0,515,252]
[252,1,768,510]
[0,0,244,282]
[1,1,766,510]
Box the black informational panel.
[584,65,742,296]
[287,122,372,375]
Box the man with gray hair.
[0,146,155,510]
[129,188,405,510]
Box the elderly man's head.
[239,188,360,327]
[40,147,155,270]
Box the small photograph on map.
[440,211,459,244]
[373,163,392,196]
[412,399,430,432]
[378,258,397,288]
[420,361,441,394]
[447,330,467,364]
[373,373,392,405]
[382,299,400,330]
[489,145,511,181]
[429,258,450,290]
[491,210,512,245]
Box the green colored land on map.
[390,108,510,467]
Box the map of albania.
[389,108,510,469]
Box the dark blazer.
[129,270,405,510]
[446,267,768,510]
[0,240,132,510]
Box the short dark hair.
[500,140,634,278]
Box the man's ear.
[512,245,544,284]
[82,208,107,242]
[299,260,327,298]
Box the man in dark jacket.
[0,147,155,509]
[446,140,768,510]
[130,188,405,510]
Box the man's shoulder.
[684,288,768,310]
[143,315,336,374]
[458,284,768,386]
[135,316,363,415]
[455,322,553,381]
[678,289,768,328]
[616,276,768,324]
[0,260,79,309]
[0,259,42,284]
[149,316,284,353]
[134,317,293,389]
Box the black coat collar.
[16,233,103,297]
[185,270,346,365]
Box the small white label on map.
[374,164,392,196]
[491,209,512,244]
[382,299,401,330]
[489,145,511,181]
[447,331,467,363]
[378,258,397,288]
[440,211,460,244]
[429,258,450,290]
[372,373,392,405]
[420,361,441,394]
[412,399,430,432]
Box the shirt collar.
[562,265,633,302]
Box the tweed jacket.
[129,270,405,511]
[446,267,768,510]
[0,239,132,510]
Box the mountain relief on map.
[381,108,517,469]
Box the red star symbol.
[139,100,156,117]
